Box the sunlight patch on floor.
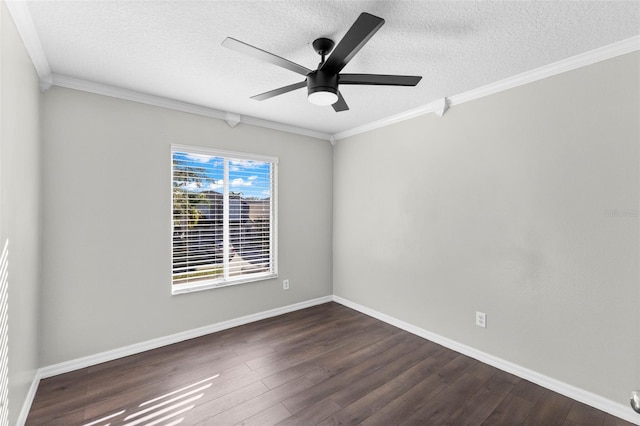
[139,374,219,407]
[82,374,220,426]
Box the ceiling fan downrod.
[312,38,335,66]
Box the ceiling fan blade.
[222,37,312,76]
[251,81,307,101]
[340,74,422,86]
[320,13,384,75]
[332,91,349,112]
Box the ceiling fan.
[222,12,422,112]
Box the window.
[171,145,277,294]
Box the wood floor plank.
[245,320,384,372]
[481,392,537,425]
[301,329,412,385]
[25,302,635,426]
[82,362,251,421]
[481,377,548,425]
[328,340,440,408]
[253,322,400,389]
[450,370,521,426]
[248,317,397,377]
[359,354,477,425]
[179,380,269,424]
[261,367,305,390]
[276,397,343,426]
[604,415,639,426]
[511,377,547,402]
[398,362,494,425]
[282,332,422,414]
[522,390,574,425]
[41,409,85,426]
[318,346,457,426]
[563,400,607,426]
[202,377,313,425]
[234,402,291,426]
[27,368,89,417]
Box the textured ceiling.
[22,1,640,135]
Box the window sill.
[171,272,278,295]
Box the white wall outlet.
[283,279,289,290]
[476,311,487,328]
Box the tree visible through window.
[171,146,277,294]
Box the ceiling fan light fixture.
[308,90,338,106]
[307,70,339,106]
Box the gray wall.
[333,52,640,406]
[5,1,639,416]
[40,87,333,365]
[1,2,42,424]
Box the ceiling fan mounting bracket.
[312,38,335,57]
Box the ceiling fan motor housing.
[307,70,338,97]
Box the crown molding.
[448,35,640,107]
[5,0,329,141]
[237,114,332,141]
[50,74,332,141]
[52,74,226,119]
[7,0,638,144]
[333,35,640,142]
[5,0,52,90]
[333,98,445,140]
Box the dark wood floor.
[27,302,633,425]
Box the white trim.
[7,0,639,143]
[332,98,445,140]
[170,145,279,294]
[332,295,640,425]
[171,144,279,164]
[4,0,52,89]
[448,35,640,108]
[17,295,330,424]
[434,97,449,117]
[16,372,40,426]
[37,296,332,379]
[333,35,640,141]
[48,35,640,143]
[49,74,333,142]
[239,114,331,141]
[224,112,241,128]
[171,272,279,295]
[16,294,639,424]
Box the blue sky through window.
[174,152,272,200]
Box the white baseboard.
[332,295,639,425]
[16,371,40,426]
[38,295,333,379]
[17,294,639,425]
[16,295,332,425]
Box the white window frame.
[171,144,278,295]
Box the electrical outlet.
[283,279,289,290]
[476,311,487,328]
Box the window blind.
[171,146,277,293]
